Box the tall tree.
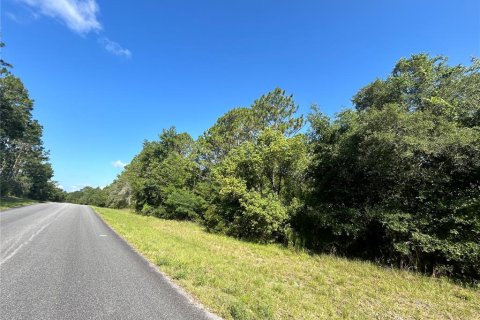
[251,88,304,136]
[206,128,309,242]
[353,54,480,126]
[0,45,60,200]
[199,88,304,166]
[126,127,202,219]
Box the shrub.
[163,188,205,220]
[234,191,288,242]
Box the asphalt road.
[0,203,218,320]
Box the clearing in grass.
[94,207,479,320]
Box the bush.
[163,189,205,220]
[235,191,288,242]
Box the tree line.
[66,54,479,283]
[0,43,64,202]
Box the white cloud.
[16,0,131,57]
[99,37,132,58]
[19,0,101,34]
[112,160,127,168]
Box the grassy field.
[94,207,479,320]
[0,197,38,211]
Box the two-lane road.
[0,203,217,319]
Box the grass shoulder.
[93,206,479,320]
[0,197,38,211]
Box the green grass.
[0,196,38,211]
[94,207,479,320]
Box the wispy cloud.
[99,37,132,58]
[112,160,127,168]
[5,12,21,23]
[16,0,131,57]
[19,0,101,34]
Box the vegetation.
[66,186,108,206]
[0,43,64,202]
[68,54,480,283]
[95,207,480,320]
[302,55,480,282]
[0,196,38,211]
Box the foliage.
[197,107,257,164]
[198,88,304,165]
[251,88,304,136]
[125,127,202,219]
[162,188,206,220]
[104,171,132,208]
[0,44,64,201]
[206,128,308,241]
[303,54,480,281]
[66,187,107,206]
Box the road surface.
[0,203,217,320]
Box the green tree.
[66,187,107,206]
[303,54,480,281]
[251,88,304,136]
[198,107,257,164]
[199,88,304,166]
[105,171,132,208]
[0,44,59,200]
[353,54,480,126]
[125,127,202,219]
[207,129,309,242]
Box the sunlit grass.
[94,207,479,320]
[0,197,38,211]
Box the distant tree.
[66,187,107,206]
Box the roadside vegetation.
[0,196,38,211]
[95,207,480,320]
[0,43,65,202]
[71,54,480,284]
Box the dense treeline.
[302,55,480,282]
[67,54,479,282]
[65,186,107,206]
[0,44,64,201]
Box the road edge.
[0,202,44,213]
[89,206,224,320]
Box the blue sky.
[2,0,479,191]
